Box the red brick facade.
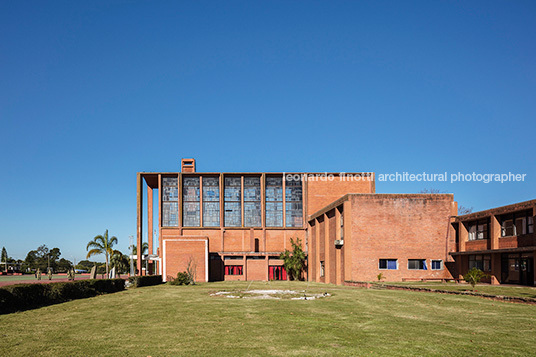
[137,159,535,286]
[308,194,457,283]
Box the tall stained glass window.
[224,177,241,227]
[203,176,220,227]
[244,176,261,227]
[285,176,303,227]
[162,176,178,226]
[265,176,283,227]
[183,177,200,226]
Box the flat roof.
[455,199,536,222]
[308,193,454,221]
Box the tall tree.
[24,250,38,270]
[86,229,118,275]
[1,247,7,271]
[279,238,306,281]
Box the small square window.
[431,260,442,270]
[379,259,397,270]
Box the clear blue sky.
[1,1,535,262]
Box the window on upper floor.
[266,176,283,227]
[162,176,178,227]
[244,176,261,227]
[202,176,220,227]
[285,176,303,227]
[467,219,489,241]
[224,176,241,227]
[182,176,200,227]
[500,210,534,237]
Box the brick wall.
[162,237,208,282]
[349,194,455,282]
[307,174,374,214]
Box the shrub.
[169,272,190,285]
[279,238,306,281]
[463,268,487,290]
[0,279,125,314]
[127,275,162,288]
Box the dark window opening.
[379,259,397,270]
[408,259,427,270]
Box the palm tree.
[110,250,129,277]
[86,230,118,276]
[131,242,149,256]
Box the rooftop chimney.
[181,158,196,173]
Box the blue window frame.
[379,259,397,270]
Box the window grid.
[202,176,220,227]
[285,177,303,227]
[162,176,178,227]
[182,176,200,227]
[244,176,261,227]
[224,177,241,227]
[266,176,283,227]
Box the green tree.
[24,250,38,271]
[86,229,118,276]
[279,238,306,281]
[463,267,487,291]
[131,242,149,255]
[1,247,7,272]
[110,250,130,275]
[75,260,98,271]
[56,258,73,273]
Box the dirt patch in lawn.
[210,289,331,300]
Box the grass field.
[378,281,536,299]
[1,281,535,356]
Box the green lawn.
[1,281,535,356]
[378,281,536,299]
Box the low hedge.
[128,275,162,288]
[0,279,125,314]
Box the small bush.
[0,279,125,314]
[170,272,190,285]
[464,268,487,290]
[128,275,162,288]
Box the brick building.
[136,159,535,286]
[450,200,535,286]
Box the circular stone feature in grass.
[210,289,331,300]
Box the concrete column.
[490,253,501,285]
